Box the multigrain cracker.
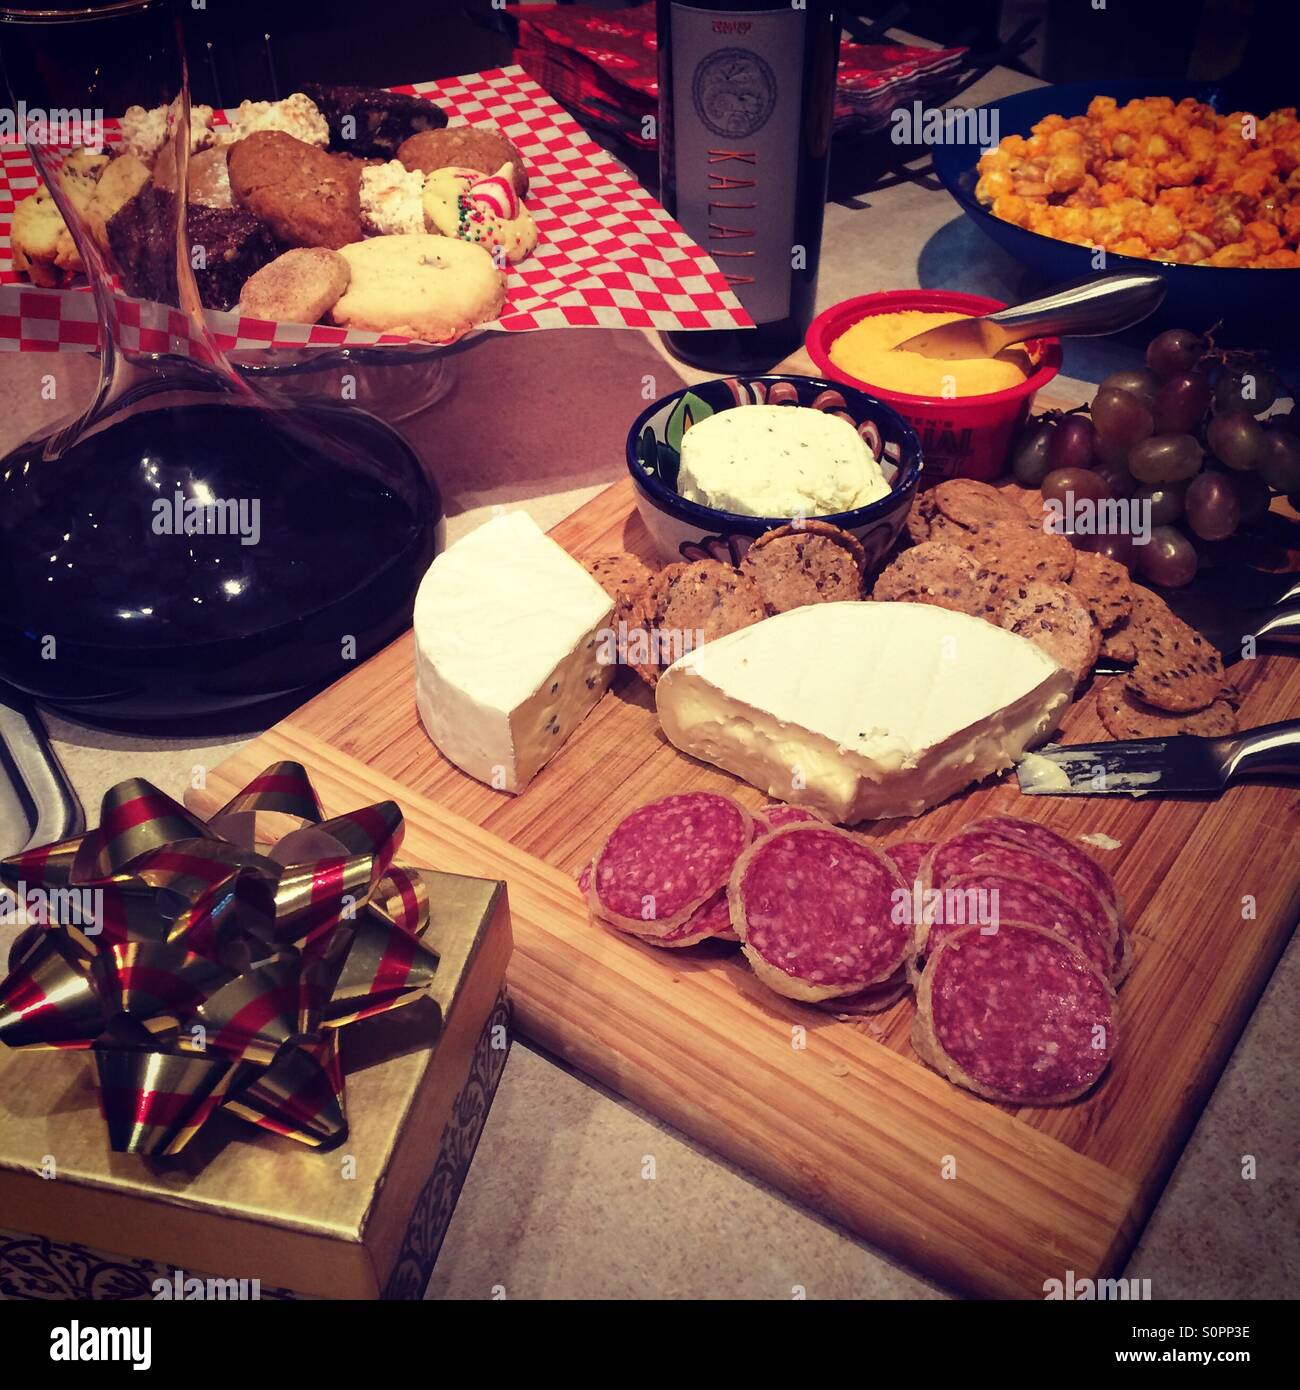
[1068,548,1134,630]
[632,560,766,688]
[905,489,937,544]
[1097,681,1238,739]
[741,520,866,612]
[932,478,1025,529]
[997,579,1100,687]
[945,515,1076,595]
[1125,586,1226,713]
[870,542,995,617]
[583,552,655,611]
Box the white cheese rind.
[676,405,891,518]
[413,512,614,792]
[655,602,1072,822]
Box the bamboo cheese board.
[187,473,1300,1300]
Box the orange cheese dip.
[829,310,1030,397]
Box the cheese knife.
[896,272,1167,359]
[1016,718,1300,796]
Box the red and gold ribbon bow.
[0,763,439,1157]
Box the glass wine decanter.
[0,2,441,727]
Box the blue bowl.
[626,374,921,571]
[932,79,1300,332]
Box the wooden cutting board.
[186,476,1300,1299]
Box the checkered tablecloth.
[0,65,752,354]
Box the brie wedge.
[414,512,614,792]
[655,602,1072,822]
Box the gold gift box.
[0,869,511,1300]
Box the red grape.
[1206,410,1264,471]
[1136,525,1198,587]
[1184,472,1241,541]
[1255,428,1300,493]
[1047,415,1096,473]
[1091,456,1136,499]
[1011,419,1055,487]
[1214,363,1278,415]
[1133,480,1187,526]
[1041,466,1108,508]
[1228,470,1272,525]
[1083,531,1138,569]
[1145,329,1205,380]
[1152,372,1211,434]
[1129,433,1204,484]
[1091,386,1154,451]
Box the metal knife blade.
[1017,739,1227,796]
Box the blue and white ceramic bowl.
[626,374,922,570]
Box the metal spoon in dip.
[894,272,1167,360]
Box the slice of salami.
[883,839,935,888]
[590,792,753,936]
[632,886,733,949]
[937,872,1112,980]
[968,816,1121,921]
[913,921,1115,1104]
[731,824,909,1002]
[755,804,826,833]
[815,967,909,1016]
[922,833,1118,948]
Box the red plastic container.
[805,290,1062,483]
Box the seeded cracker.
[870,541,997,617]
[741,520,866,612]
[1068,548,1134,630]
[633,560,766,687]
[905,489,937,544]
[1097,680,1238,738]
[997,579,1100,687]
[1125,587,1227,713]
[945,516,1076,598]
[932,478,1025,529]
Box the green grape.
[1128,433,1204,484]
[1100,367,1160,410]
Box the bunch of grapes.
[1011,327,1299,587]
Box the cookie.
[870,541,996,617]
[633,560,766,687]
[1097,681,1238,739]
[330,233,506,341]
[11,152,105,288]
[1125,586,1226,713]
[238,247,350,323]
[303,82,447,158]
[398,126,528,194]
[227,130,362,249]
[741,521,866,612]
[1068,548,1134,630]
[997,579,1100,687]
[932,478,1024,529]
[422,165,538,264]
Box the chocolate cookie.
[227,130,363,249]
[397,126,528,194]
[1068,548,1134,630]
[870,541,996,617]
[740,521,866,612]
[1098,681,1237,739]
[238,247,350,323]
[303,82,447,158]
[1125,587,1226,713]
[932,478,1025,529]
[997,579,1100,687]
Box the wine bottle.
[656,0,840,372]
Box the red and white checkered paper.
[0,65,751,355]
